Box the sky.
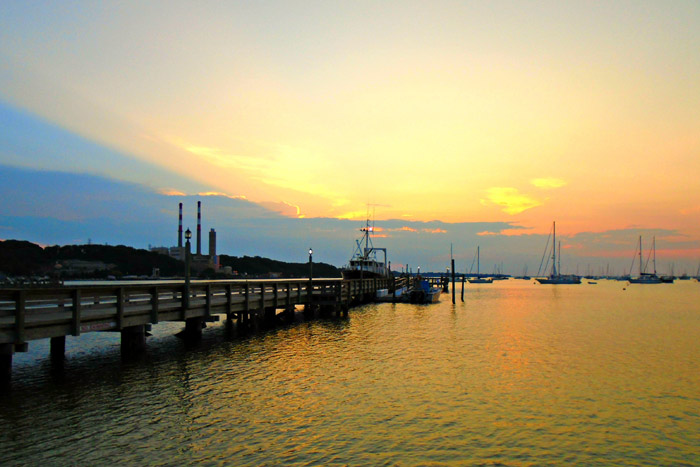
[1,1,699,274]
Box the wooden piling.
[451,259,456,304]
[183,317,203,340]
[0,343,12,384]
[50,336,66,363]
[121,325,146,357]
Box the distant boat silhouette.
[467,246,492,283]
[536,222,581,284]
[628,236,662,284]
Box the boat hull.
[341,270,392,280]
[467,278,493,284]
[628,277,662,284]
[536,276,581,284]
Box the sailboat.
[628,236,662,284]
[520,264,530,280]
[467,246,492,283]
[535,222,581,284]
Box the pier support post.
[121,325,146,357]
[50,336,66,364]
[0,343,12,384]
[183,317,203,340]
[264,307,277,328]
[303,303,315,320]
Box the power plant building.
[151,200,219,270]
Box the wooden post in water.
[0,343,12,384]
[461,275,465,302]
[451,259,456,304]
[50,336,66,364]
[121,325,146,357]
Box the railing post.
[16,290,26,344]
[71,289,81,336]
[205,283,212,319]
[260,283,265,310]
[116,288,124,330]
[286,282,291,309]
[150,286,159,324]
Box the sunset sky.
[1,1,699,273]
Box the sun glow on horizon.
[2,1,700,259]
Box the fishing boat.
[407,277,442,304]
[341,218,391,280]
[535,222,581,284]
[628,236,662,284]
[467,246,493,283]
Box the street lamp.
[184,228,192,307]
[308,248,313,279]
[307,248,314,310]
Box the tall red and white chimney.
[178,202,183,248]
[196,200,202,256]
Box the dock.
[0,277,405,382]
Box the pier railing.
[0,277,400,348]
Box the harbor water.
[1,279,699,465]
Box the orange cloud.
[562,244,583,250]
[259,200,303,218]
[477,231,498,236]
[198,191,247,200]
[159,188,186,196]
[391,226,418,233]
[424,228,447,234]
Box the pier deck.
[0,277,401,381]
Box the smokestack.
[178,202,183,248]
[209,228,216,258]
[196,200,202,256]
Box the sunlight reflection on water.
[2,279,699,465]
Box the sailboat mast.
[558,241,561,276]
[653,236,657,275]
[364,218,370,258]
[639,236,643,275]
[552,222,557,277]
[477,246,480,276]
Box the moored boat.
[408,278,442,304]
[628,236,662,284]
[467,246,493,283]
[535,222,581,284]
[341,219,391,280]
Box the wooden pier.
[0,277,402,381]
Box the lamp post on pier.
[307,248,313,314]
[309,248,313,279]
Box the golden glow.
[159,189,187,196]
[483,188,542,215]
[531,178,567,189]
[2,2,699,249]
